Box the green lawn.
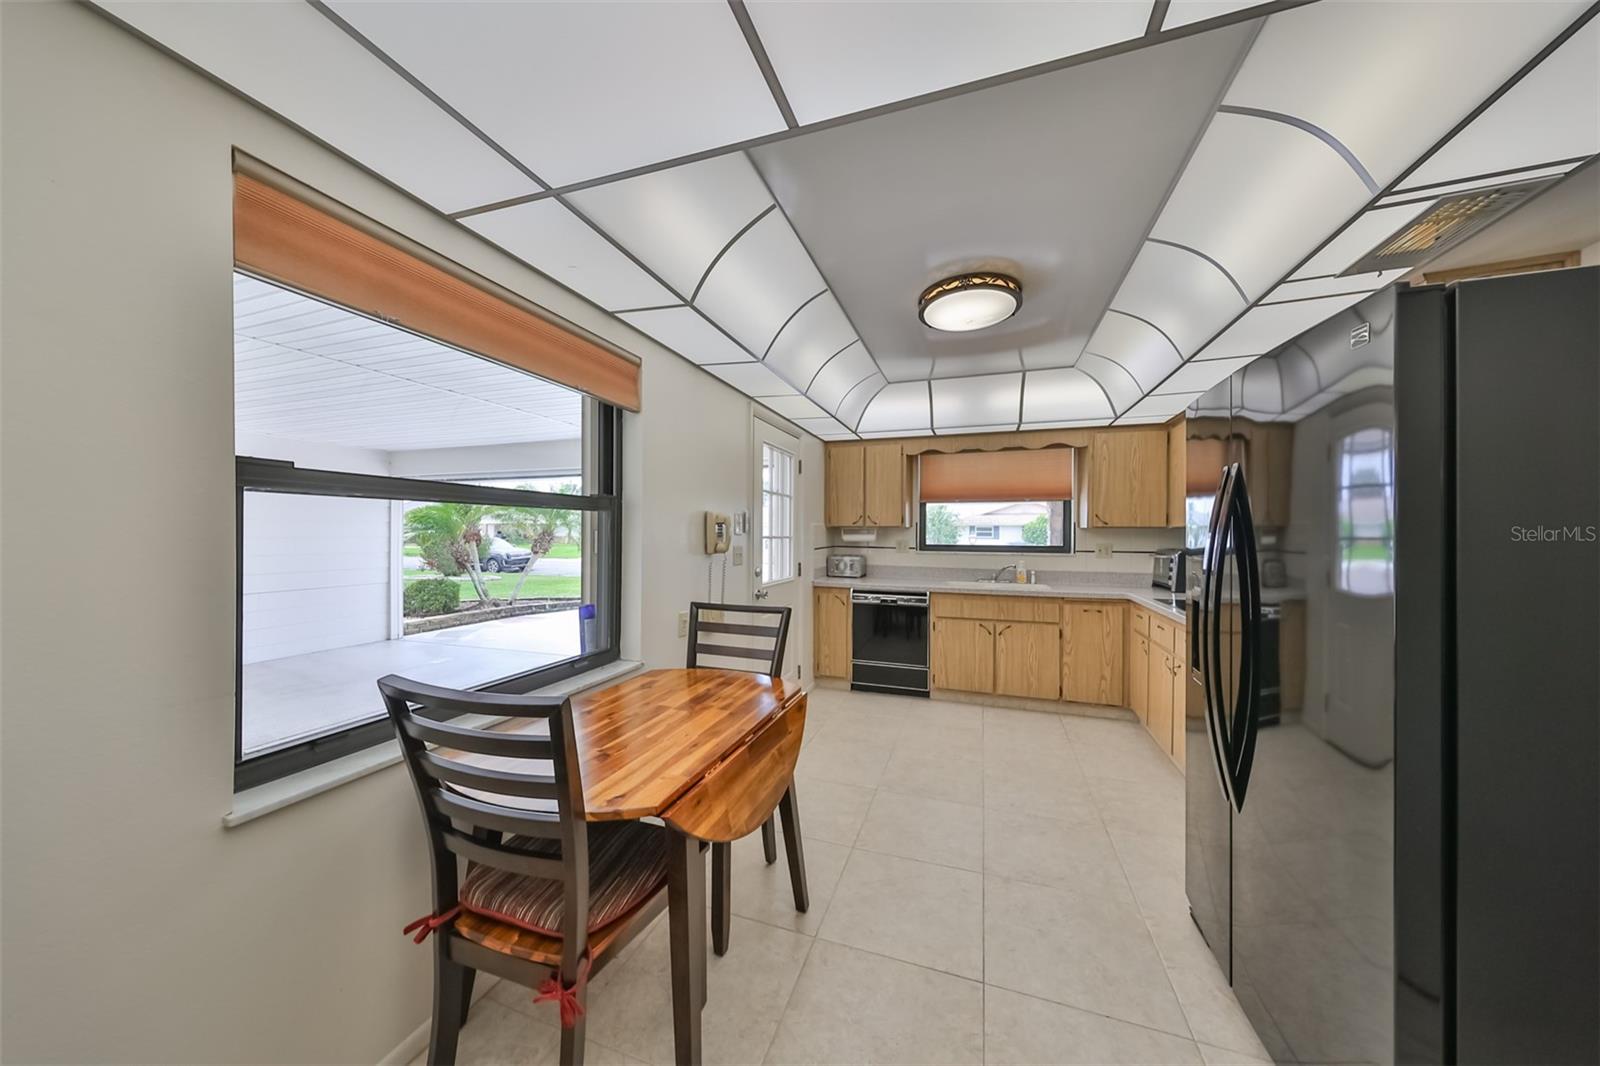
[500,541,581,558]
[404,573,580,601]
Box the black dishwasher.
[850,589,929,696]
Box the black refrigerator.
[1183,267,1599,1065]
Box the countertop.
[813,575,1191,624]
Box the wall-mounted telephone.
[704,511,731,554]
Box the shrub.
[404,578,460,617]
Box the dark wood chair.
[379,675,671,1066]
[684,602,807,956]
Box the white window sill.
[224,659,644,829]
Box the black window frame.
[233,404,623,791]
[917,500,1076,554]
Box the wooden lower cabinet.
[1147,647,1175,756]
[1063,603,1124,705]
[1139,623,1188,765]
[813,586,852,679]
[1129,631,1151,724]
[1171,639,1188,770]
[931,618,995,693]
[994,621,1061,700]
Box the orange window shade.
[920,448,1072,503]
[233,173,640,411]
[1187,438,1226,494]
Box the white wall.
[389,437,581,481]
[0,4,819,1061]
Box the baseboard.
[928,688,1136,720]
[379,975,501,1066]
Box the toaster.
[1152,549,1186,591]
[826,554,866,578]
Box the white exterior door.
[753,417,802,681]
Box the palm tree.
[403,502,494,604]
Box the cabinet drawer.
[1151,617,1176,652]
[931,593,1061,623]
[1131,608,1150,638]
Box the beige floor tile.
[1108,827,1191,919]
[787,775,875,846]
[984,986,1204,1065]
[818,849,984,979]
[985,876,1189,1038]
[795,733,894,789]
[763,939,984,1065]
[728,832,849,936]
[983,808,1134,904]
[1197,1042,1272,1065]
[1142,914,1268,1058]
[1091,774,1188,839]
[424,998,643,1065]
[879,746,985,807]
[982,764,1100,824]
[583,915,812,1065]
[804,703,906,746]
[855,788,984,871]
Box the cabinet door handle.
[998,624,1012,636]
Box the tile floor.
[426,687,1273,1065]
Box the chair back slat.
[418,750,560,800]
[379,675,569,719]
[401,716,556,759]
[430,786,564,840]
[685,602,792,677]
[441,826,567,881]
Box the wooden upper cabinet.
[813,586,851,680]
[862,442,906,527]
[1063,603,1125,705]
[824,441,905,527]
[931,618,995,694]
[1167,420,1186,528]
[994,621,1061,700]
[825,443,866,527]
[1241,424,1293,528]
[1088,430,1169,527]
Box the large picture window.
[234,272,621,789]
[917,448,1073,553]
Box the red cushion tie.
[402,905,462,944]
[534,954,592,1029]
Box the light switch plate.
[677,611,689,638]
[731,545,744,566]
[1095,543,1114,559]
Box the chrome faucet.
[993,564,1019,583]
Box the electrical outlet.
[1095,543,1114,559]
[731,544,744,566]
[677,611,688,638]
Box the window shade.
[233,173,641,411]
[1187,438,1227,494]
[920,448,1072,503]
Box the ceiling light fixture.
[918,272,1022,332]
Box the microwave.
[1152,549,1186,591]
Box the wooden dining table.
[479,667,809,1064]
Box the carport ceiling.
[100,1,1600,439]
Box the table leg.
[667,830,705,1065]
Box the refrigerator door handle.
[1201,464,1238,808]
[1227,465,1263,811]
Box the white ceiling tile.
[931,350,1027,378]
[856,381,933,436]
[1021,368,1115,423]
[1150,112,1374,299]
[567,154,775,299]
[1111,242,1247,362]
[1290,200,1439,279]
[694,210,826,355]
[1163,2,1268,31]
[618,307,753,365]
[1076,352,1145,415]
[1117,413,1184,425]
[835,373,888,430]
[1193,291,1370,363]
[1084,308,1182,391]
[807,339,880,411]
[460,199,677,311]
[1121,393,1198,422]
[746,1,1149,125]
[1021,419,1116,430]
[705,361,799,397]
[764,294,859,386]
[755,393,830,421]
[935,424,1019,435]
[1268,271,1407,302]
[1222,0,1587,188]
[1402,19,1600,190]
[95,2,540,213]
[323,1,784,188]
[1019,338,1082,371]
[931,373,1022,430]
[1155,356,1257,395]
[795,415,854,440]
[1382,165,1577,204]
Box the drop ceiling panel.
[705,360,799,397]
[693,211,826,355]
[460,199,678,311]
[764,294,859,387]
[811,343,883,411]
[794,415,854,440]
[1268,271,1407,302]
[1382,165,1577,205]
[931,350,1027,379]
[1021,368,1115,423]
[94,1,540,212]
[857,381,933,435]
[1194,291,1369,362]
[1163,2,1269,31]
[1121,392,1199,422]
[567,154,775,299]
[1222,0,1588,188]
[1019,338,1084,371]
[619,307,753,365]
[1077,353,1145,415]
[1084,311,1182,391]
[323,0,784,188]
[1401,18,1600,190]
[931,373,1022,430]
[745,1,1149,125]
[1155,356,1257,395]
[1290,200,1439,279]
[1111,242,1247,364]
[1150,112,1374,299]
[754,393,830,421]
[836,374,889,430]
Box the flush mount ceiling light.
[918,272,1022,332]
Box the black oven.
[850,589,929,696]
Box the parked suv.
[482,535,532,573]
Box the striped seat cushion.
[458,820,668,938]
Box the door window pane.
[1335,427,1395,596]
[760,443,795,584]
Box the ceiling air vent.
[1342,178,1555,275]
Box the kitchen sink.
[943,579,1052,590]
